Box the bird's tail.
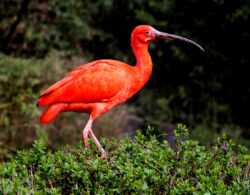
[40,103,65,124]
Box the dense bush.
[1,125,249,194]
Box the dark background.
[0,0,249,161]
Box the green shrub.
[0,124,249,194]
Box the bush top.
[1,124,249,194]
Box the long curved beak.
[154,30,204,52]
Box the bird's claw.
[84,136,89,148]
[83,127,90,148]
[101,152,108,160]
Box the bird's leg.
[88,129,107,159]
[82,116,107,159]
[82,117,93,148]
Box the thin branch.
[207,147,220,168]
[49,180,53,189]
[144,160,163,174]
[97,157,103,193]
[156,133,174,139]
[139,141,155,151]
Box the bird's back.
[38,59,135,107]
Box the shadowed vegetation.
[0,125,249,194]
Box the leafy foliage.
[0,125,249,194]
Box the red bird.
[38,25,204,158]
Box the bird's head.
[131,25,204,52]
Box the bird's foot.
[83,134,89,148]
[101,153,108,160]
[101,149,108,160]
[83,128,90,148]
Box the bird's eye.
[145,31,150,35]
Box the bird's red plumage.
[38,26,154,124]
[38,25,204,157]
[40,103,65,124]
[38,60,136,106]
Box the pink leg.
[82,117,93,148]
[82,116,107,159]
[88,129,107,159]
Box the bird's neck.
[132,40,153,84]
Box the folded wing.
[38,60,129,106]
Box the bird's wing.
[39,61,95,97]
[38,60,130,106]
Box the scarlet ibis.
[38,25,204,158]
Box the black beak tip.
[198,46,205,53]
